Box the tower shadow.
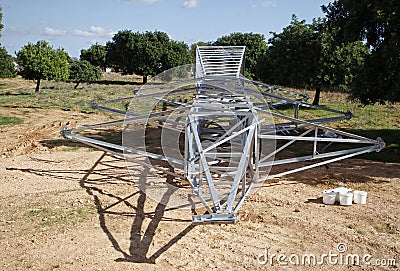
[79,152,196,264]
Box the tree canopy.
[0,46,16,78]
[16,41,70,92]
[261,16,321,89]
[69,60,102,89]
[80,44,107,71]
[106,30,190,83]
[258,15,369,105]
[323,0,400,104]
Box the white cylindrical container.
[339,192,353,206]
[323,190,336,205]
[334,187,351,202]
[354,190,367,204]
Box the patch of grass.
[347,224,356,230]
[26,205,95,228]
[0,78,139,113]
[374,224,399,237]
[356,229,365,235]
[347,224,365,235]
[0,115,23,126]
[274,89,400,163]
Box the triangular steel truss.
[62,46,385,224]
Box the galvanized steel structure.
[62,46,385,224]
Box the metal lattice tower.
[62,46,385,224]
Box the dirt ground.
[0,107,399,270]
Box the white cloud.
[261,0,277,8]
[73,26,115,38]
[183,0,197,8]
[44,27,66,36]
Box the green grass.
[273,89,400,163]
[0,115,23,126]
[373,224,400,237]
[26,205,95,228]
[347,224,365,235]
[0,78,139,113]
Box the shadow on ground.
[80,152,196,264]
[7,151,196,264]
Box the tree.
[261,16,322,103]
[80,44,107,71]
[133,31,170,83]
[0,47,16,78]
[106,30,190,83]
[69,60,102,89]
[106,30,136,74]
[16,41,70,93]
[159,39,190,73]
[319,26,369,92]
[323,0,400,104]
[212,32,268,80]
[259,15,369,105]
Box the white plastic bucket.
[334,187,351,201]
[354,190,367,204]
[323,190,336,205]
[339,192,353,206]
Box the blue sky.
[1,0,330,58]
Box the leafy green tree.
[261,16,322,103]
[69,60,102,89]
[159,39,190,73]
[260,15,369,105]
[16,41,70,93]
[212,32,268,80]
[319,26,369,91]
[0,47,16,78]
[80,44,107,71]
[133,31,170,83]
[106,30,136,74]
[107,30,190,83]
[323,0,400,104]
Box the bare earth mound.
[0,108,398,270]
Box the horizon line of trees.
[0,0,399,105]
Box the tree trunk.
[312,85,321,105]
[143,75,147,84]
[35,78,41,93]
